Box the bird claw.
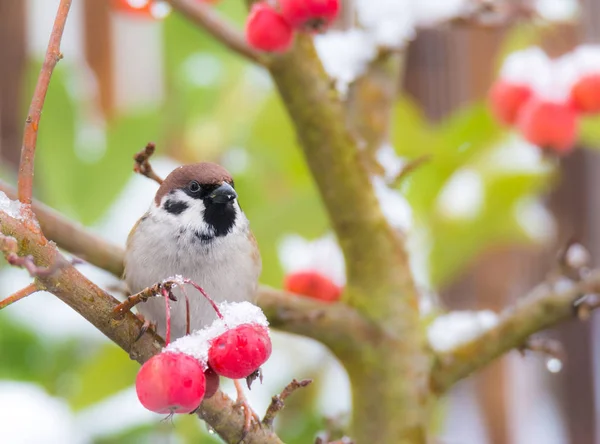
[134,314,156,342]
[233,379,260,441]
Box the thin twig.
[133,142,164,185]
[6,252,79,278]
[388,154,432,188]
[17,0,72,205]
[0,283,40,310]
[518,336,565,363]
[164,0,267,65]
[262,379,313,429]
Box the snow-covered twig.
[430,269,600,393]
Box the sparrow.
[123,162,262,340]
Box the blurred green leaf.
[580,114,600,148]
[69,343,138,410]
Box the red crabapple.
[208,324,272,379]
[245,3,294,53]
[280,0,340,33]
[571,73,600,114]
[136,352,206,414]
[489,80,533,126]
[517,98,579,154]
[284,270,342,302]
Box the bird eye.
[188,181,201,193]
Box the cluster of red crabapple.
[135,283,272,415]
[113,0,341,54]
[245,0,340,53]
[489,47,600,154]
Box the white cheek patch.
[151,189,249,241]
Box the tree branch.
[17,0,72,206]
[164,0,267,66]
[0,179,124,277]
[430,271,600,393]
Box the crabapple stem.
[162,286,171,346]
[182,279,224,320]
[180,284,191,336]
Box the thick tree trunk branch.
[164,0,267,65]
[265,34,428,444]
[0,210,283,444]
[267,34,419,325]
[18,0,72,205]
[430,272,600,393]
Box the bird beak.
[209,183,237,203]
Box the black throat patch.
[202,200,237,237]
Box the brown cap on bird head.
[154,163,234,205]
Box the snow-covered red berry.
[517,98,579,153]
[280,0,340,33]
[571,73,600,113]
[245,3,294,53]
[136,352,206,414]
[284,270,342,302]
[489,80,533,126]
[208,324,272,379]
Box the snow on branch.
[430,264,600,393]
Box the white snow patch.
[428,310,499,352]
[514,196,556,243]
[499,45,600,103]
[149,1,171,19]
[372,176,413,230]
[485,135,550,175]
[565,243,590,269]
[314,29,378,95]
[0,381,86,444]
[500,47,572,102]
[0,191,24,220]
[560,44,600,78]
[436,169,484,221]
[76,385,162,439]
[535,0,579,22]
[277,233,346,286]
[355,0,416,48]
[164,301,269,368]
[376,143,406,181]
[414,0,470,26]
